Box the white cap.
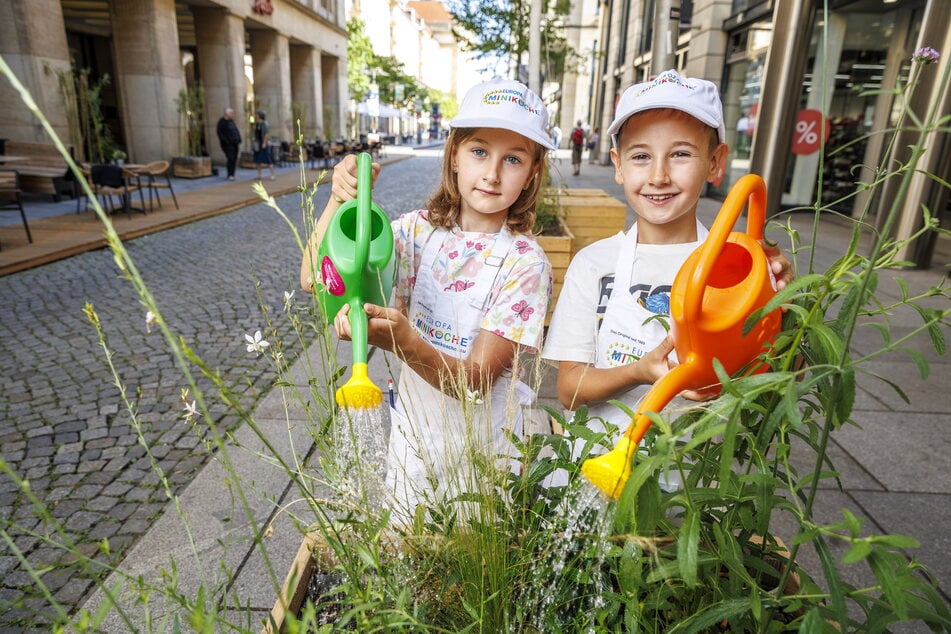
[450,78,556,150]
[607,70,726,147]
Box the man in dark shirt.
[216,107,242,180]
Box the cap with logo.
[450,78,555,150]
[607,70,726,147]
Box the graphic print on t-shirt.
[598,275,672,366]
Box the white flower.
[182,399,199,423]
[245,330,271,354]
[283,290,295,312]
[464,388,484,405]
[145,310,157,333]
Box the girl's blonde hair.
[425,127,548,235]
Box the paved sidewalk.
[76,151,951,631]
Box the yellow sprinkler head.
[580,436,635,499]
[335,362,383,409]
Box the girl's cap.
[450,78,556,150]
[607,69,726,147]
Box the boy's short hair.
[450,78,556,150]
[608,70,725,148]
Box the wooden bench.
[0,139,74,201]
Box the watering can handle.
[683,174,767,325]
[349,152,374,365]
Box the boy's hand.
[329,153,381,205]
[648,335,719,402]
[762,241,793,290]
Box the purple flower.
[913,47,940,65]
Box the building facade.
[588,0,950,267]
[1,0,349,166]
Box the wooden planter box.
[536,218,574,326]
[560,188,627,256]
[172,155,213,179]
[263,532,333,634]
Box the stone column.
[110,0,186,162]
[0,0,71,144]
[194,8,247,164]
[322,55,347,140]
[250,30,292,143]
[290,45,324,140]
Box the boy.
[543,69,790,438]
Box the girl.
[301,78,554,519]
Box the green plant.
[176,82,205,157]
[56,67,113,163]
[533,170,566,235]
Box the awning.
[355,102,410,119]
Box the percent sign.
[796,119,818,144]
[791,109,829,155]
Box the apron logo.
[413,313,471,352]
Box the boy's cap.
[607,70,726,146]
[451,78,556,150]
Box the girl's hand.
[329,153,381,204]
[333,302,410,354]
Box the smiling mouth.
[644,193,676,202]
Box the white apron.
[586,220,708,431]
[385,224,534,520]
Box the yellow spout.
[580,436,636,499]
[335,362,383,409]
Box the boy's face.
[610,109,727,243]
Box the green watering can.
[316,152,395,409]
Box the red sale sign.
[791,109,830,155]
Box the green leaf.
[872,533,920,549]
[842,539,873,564]
[677,509,700,587]
[868,551,909,621]
[668,599,751,633]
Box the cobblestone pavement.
[0,154,441,629]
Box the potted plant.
[111,148,126,166]
[172,82,212,178]
[263,48,951,633]
[534,182,573,323]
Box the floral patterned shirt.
[391,210,552,353]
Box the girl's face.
[610,109,726,243]
[452,127,538,232]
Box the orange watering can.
[581,174,782,498]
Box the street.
[0,153,442,628]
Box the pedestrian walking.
[252,109,276,181]
[216,107,242,180]
[570,120,585,175]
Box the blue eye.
[472,148,487,157]
[505,155,522,165]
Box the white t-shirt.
[543,232,697,364]
[542,230,700,420]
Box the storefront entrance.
[718,0,928,220]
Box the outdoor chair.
[307,143,332,170]
[139,160,179,210]
[0,169,32,250]
[90,163,145,218]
